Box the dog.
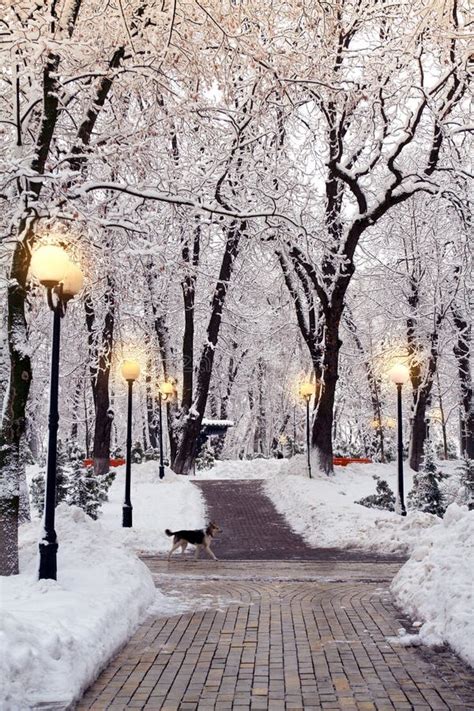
[165,522,221,561]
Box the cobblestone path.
[76,480,474,711]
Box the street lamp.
[158,380,174,479]
[121,359,140,527]
[389,363,410,516]
[30,244,84,580]
[299,381,316,479]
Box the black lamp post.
[121,359,140,527]
[30,245,84,580]
[300,381,316,479]
[389,363,410,517]
[158,380,174,479]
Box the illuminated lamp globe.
[300,381,316,399]
[121,359,141,382]
[389,363,410,385]
[160,381,174,400]
[30,245,70,288]
[62,262,84,299]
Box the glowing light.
[299,381,316,399]
[30,245,71,287]
[389,363,410,385]
[121,359,141,382]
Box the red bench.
[83,458,126,468]
[333,457,372,467]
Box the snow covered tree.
[30,441,70,516]
[408,441,446,517]
[456,457,474,510]
[356,476,396,512]
[273,0,469,472]
[132,440,144,464]
[195,445,216,472]
[67,462,102,520]
[1,0,470,575]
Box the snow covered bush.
[67,463,102,519]
[456,457,474,510]
[408,441,446,517]
[30,441,69,516]
[355,476,395,511]
[391,504,474,666]
[196,445,216,470]
[131,440,144,464]
[67,462,115,520]
[66,439,86,462]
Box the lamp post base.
[122,505,133,528]
[395,496,407,517]
[38,541,59,580]
[159,465,165,480]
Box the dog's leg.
[194,545,201,560]
[181,542,188,557]
[167,540,181,560]
[204,544,218,561]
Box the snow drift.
[391,503,474,666]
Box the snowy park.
[1,0,473,710]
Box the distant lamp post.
[30,245,84,580]
[299,381,317,478]
[389,363,410,516]
[158,380,174,479]
[121,359,141,527]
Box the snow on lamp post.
[158,380,174,479]
[299,381,316,479]
[389,363,410,516]
[30,245,84,580]
[121,359,140,527]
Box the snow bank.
[1,504,156,710]
[391,503,474,666]
[263,462,438,555]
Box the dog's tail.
[165,528,174,537]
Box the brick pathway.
[191,480,404,562]
[76,480,474,711]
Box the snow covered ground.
[262,457,438,555]
[192,457,283,480]
[101,461,206,554]
[1,505,157,710]
[1,459,236,710]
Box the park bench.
[83,458,125,468]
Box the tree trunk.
[452,308,473,458]
[312,317,341,473]
[213,341,247,458]
[145,374,158,449]
[172,221,243,474]
[0,224,34,575]
[253,359,267,455]
[409,394,429,472]
[409,329,440,471]
[85,278,115,476]
[70,373,83,442]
